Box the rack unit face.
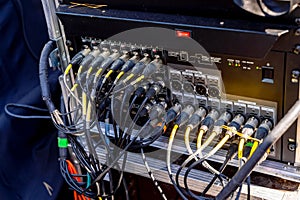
[49,3,300,199]
[57,5,300,164]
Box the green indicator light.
[228,63,231,66]
[235,63,238,67]
[256,66,259,70]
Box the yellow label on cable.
[86,102,92,122]
[105,70,114,78]
[64,64,73,75]
[87,66,93,75]
[70,84,78,92]
[116,71,125,80]
[238,139,245,159]
[249,141,259,158]
[123,73,134,83]
[170,124,179,141]
[77,65,83,76]
[130,75,144,85]
[82,92,87,115]
[95,68,103,77]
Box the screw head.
[295,28,300,36]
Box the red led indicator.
[176,30,191,38]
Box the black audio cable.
[119,53,151,86]
[40,42,121,199]
[236,119,273,200]
[128,102,168,150]
[114,52,140,83]
[199,111,232,151]
[87,50,129,117]
[184,106,207,156]
[111,81,148,145]
[39,40,74,134]
[77,46,101,78]
[101,52,141,101]
[86,47,110,76]
[64,47,91,105]
[86,117,155,192]
[129,55,163,86]
[177,109,227,199]
[69,46,91,66]
[202,139,239,195]
[166,104,197,200]
[84,50,121,123]
[90,49,121,97]
[198,113,245,159]
[140,148,167,200]
[138,102,170,200]
[181,114,245,198]
[120,81,166,146]
[119,81,152,130]
[129,81,165,126]
[83,47,110,91]
[249,118,273,158]
[182,153,226,200]
[115,53,151,92]
[97,51,131,93]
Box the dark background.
[0,0,67,199]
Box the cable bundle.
[40,39,278,200]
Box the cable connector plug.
[99,50,120,71]
[145,81,165,98]
[200,108,219,132]
[254,118,273,140]
[141,56,163,77]
[109,52,130,71]
[242,116,259,138]
[120,52,140,73]
[130,55,151,75]
[70,46,91,65]
[80,47,101,69]
[89,49,110,70]
[149,102,167,120]
[175,105,195,127]
[225,113,245,137]
[164,103,182,124]
[187,107,207,130]
[134,81,152,97]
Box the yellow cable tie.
[221,125,262,143]
[64,64,72,75]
